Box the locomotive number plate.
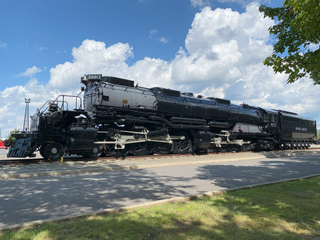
[122,99,128,104]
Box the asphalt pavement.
[0,149,8,156]
[0,150,319,230]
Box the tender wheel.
[173,132,192,154]
[44,143,63,161]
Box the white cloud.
[128,57,172,88]
[0,78,61,137]
[17,66,42,78]
[190,0,210,8]
[48,40,133,91]
[0,106,9,121]
[215,0,260,7]
[309,43,319,51]
[1,2,320,137]
[0,41,7,49]
[149,30,169,44]
[149,30,158,38]
[159,37,169,44]
[169,3,275,94]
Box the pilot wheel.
[43,143,63,161]
[82,145,104,158]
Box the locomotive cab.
[266,111,279,132]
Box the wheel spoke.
[173,132,192,154]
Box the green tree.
[6,127,20,142]
[259,0,320,84]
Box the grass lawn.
[1,176,319,240]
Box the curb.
[0,150,318,180]
[1,172,319,231]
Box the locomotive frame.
[5,74,317,160]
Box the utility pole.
[23,98,31,132]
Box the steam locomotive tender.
[6,74,317,160]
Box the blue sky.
[0,0,319,137]
[1,0,201,86]
[0,0,281,88]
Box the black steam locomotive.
[5,74,317,160]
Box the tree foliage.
[6,127,20,142]
[259,0,320,84]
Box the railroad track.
[1,147,319,166]
[0,153,192,165]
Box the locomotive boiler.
[5,74,317,160]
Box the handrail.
[37,94,83,115]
